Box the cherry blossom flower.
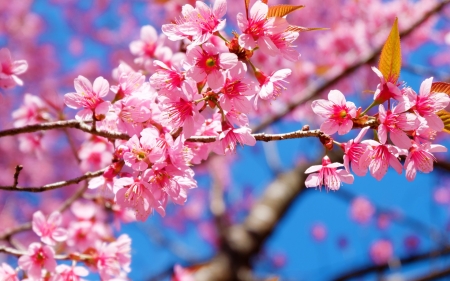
[237,0,289,55]
[377,103,419,149]
[254,68,291,109]
[404,138,447,181]
[0,47,28,89]
[110,67,149,100]
[342,126,370,176]
[305,155,354,191]
[369,240,393,265]
[52,264,89,281]
[360,140,403,181]
[372,67,403,103]
[150,60,184,97]
[406,77,450,132]
[162,0,227,45]
[218,62,257,112]
[12,94,52,127]
[64,76,111,121]
[32,211,68,246]
[123,127,161,171]
[311,90,357,135]
[0,263,18,281]
[350,197,375,224]
[214,121,256,155]
[18,243,57,280]
[115,176,156,221]
[93,234,131,280]
[185,43,238,92]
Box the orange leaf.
[437,110,450,134]
[267,5,304,18]
[286,25,328,32]
[431,82,450,96]
[378,17,401,84]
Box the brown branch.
[0,245,90,260]
[13,165,23,188]
[0,120,129,140]
[252,0,450,133]
[0,168,106,192]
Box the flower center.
[205,57,216,68]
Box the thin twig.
[13,165,23,188]
[0,168,106,192]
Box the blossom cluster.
[1,202,132,281]
[306,67,449,191]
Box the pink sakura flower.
[143,165,197,217]
[372,67,403,103]
[185,43,238,91]
[377,103,419,149]
[18,133,47,159]
[0,48,28,89]
[123,127,161,171]
[110,66,149,100]
[185,118,221,164]
[213,121,256,155]
[237,1,289,55]
[162,0,227,45]
[161,81,205,138]
[79,139,114,172]
[53,264,89,281]
[360,140,403,181]
[12,94,52,127]
[0,263,18,281]
[129,25,171,69]
[32,211,68,246]
[369,240,393,265]
[404,138,447,181]
[150,60,185,97]
[218,62,257,112]
[350,197,375,224]
[18,243,57,280]
[342,126,370,176]
[64,76,111,121]
[93,234,131,280]
[305,155,354,191]
[115,176,158,221]
[66,221,99,251]
[406,77,450,132]
[268,31,301,61]
[254,68,291,109]
[112,95,154,136]
[311,90,357,135]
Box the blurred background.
[1,0,450,280]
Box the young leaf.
[437,110,450,134]
[431,82,450,95]
[286,25,328,32]
[267,5,304,18]
[378,17,401,84]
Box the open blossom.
[123,127,161,171]
[110,67,149,100]
[342,126,370,176]
[372,67,403,103]
[0,263,18,281]
[52,264,89,281]
[305,155,354,191]
[32,211,68,246]
[237,0,289,56]
[64,76,111,121]
[406,77,450,132]
[12,94,52,127]
[185,43,238,91]
[162,0,227,45]
[150,60,184,96]
[129,25,171,69]
[18,243,57,280]
[214,121,256,155]
[254,68,291,109]
[0,47,28,89]
[360,140,403,181]
[311,90,357,135]
[404,138,447,181]
[93,234,131,280]
[377,103,419,149]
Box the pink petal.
[207,70,225,92]
[238,34,257,50]
[389,154,403,174]
[141,25,158,42]
[336,169,354,184]
[311,99,333,117]
[378,125,387,144]
[425,113,444,132]
[320,119,338,135]
[305,165,323,174]
[355,126,370,143]
[64,93,82,109]
[430,144,447,153]
[11,60,28,75]
[404,156,416,182]
[390,130,411,149]
[305,173,320,188]
[93,76,109,97]
[338,119,353,135]
[74,75,93,94]
[419,77,433,97]
[219,53,238,69]
[328,90,346,106]
[213,0,227,19]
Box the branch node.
[13,165,23,188]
